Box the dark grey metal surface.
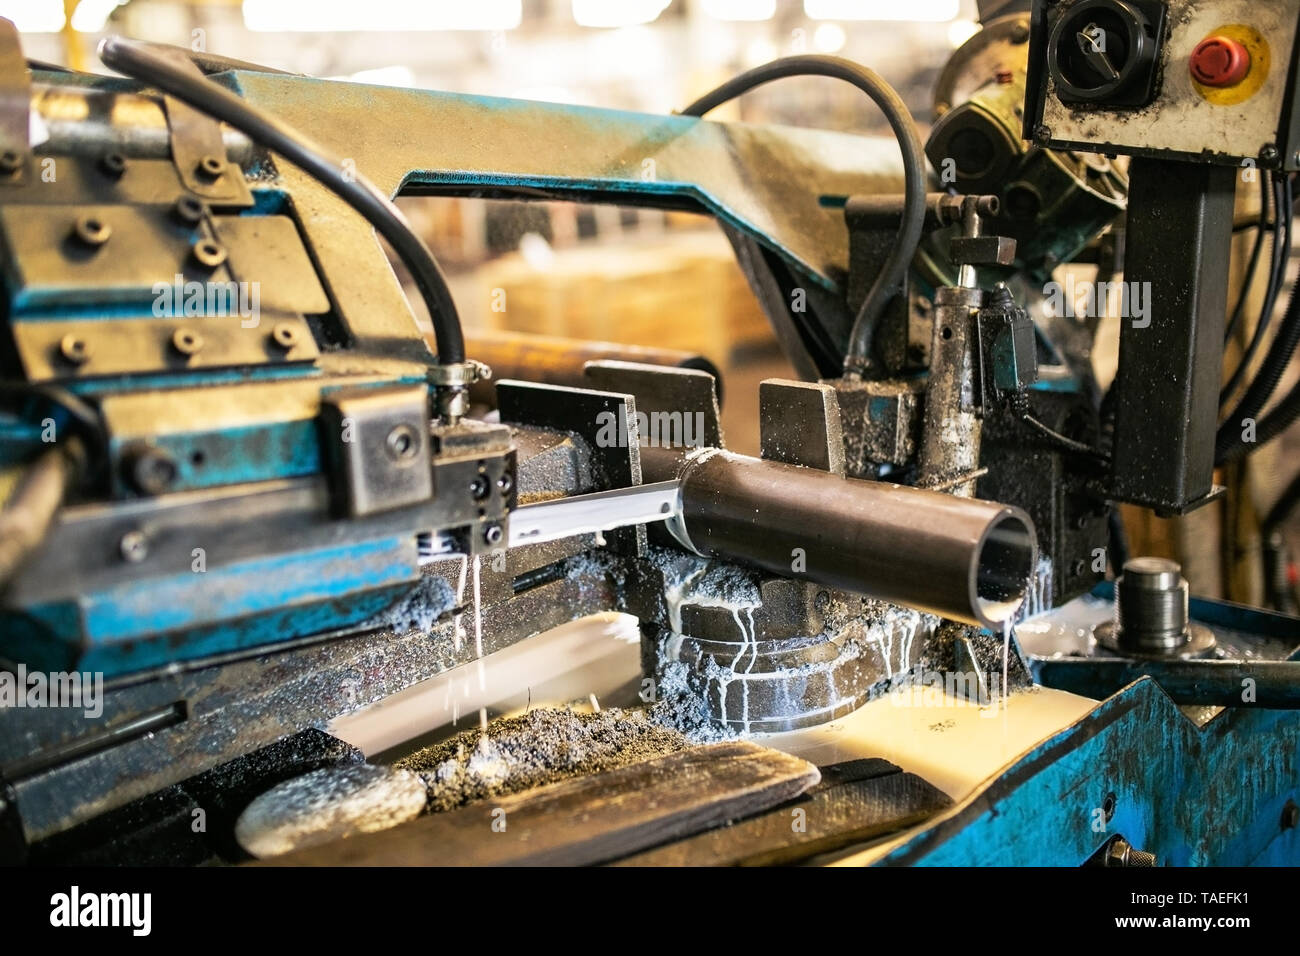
[1109,159,1235,512]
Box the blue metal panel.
[882,679,1300,866]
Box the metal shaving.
[395,706,689,812]
[235,763,427,859]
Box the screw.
[1261,144,1280,166]
[99,152,127,178]
[196,155,225,181]
[1033,124,1052,145]
[0,150,21,175]
[171,328,204,357]
[1011,20,1030,43]
[59,334,90,366]
[484,524,504,546]
[1104,837,1156,867]
[497,472,513,494]
[190,239,227,269]
[174,195,206,224]
[119,530,148,563]
[1283,800,1299,830]
[270,323,298,350]
[122,442,179,496]
[72,215,112,247]
[385,424,419,461]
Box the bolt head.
[270,323,299,350]
[59,334,90,366]
[97,152,127,178]
[73,215,112,247]
[119,531,148,563]
[171,328,204,357]
[191,239,227,270]
[484,524,504,546]
[174,196,206,224]
[385,424,419,462]
[0,150,22,175]
[196,155,225,180]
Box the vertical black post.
[1110,158,1236,513]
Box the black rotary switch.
[1047,0,1166,108]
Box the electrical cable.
[679,55,926,376]
[1223,172,1271,343]
[1216,180,1300,464]
[1019,411,1111,465]
[1221,172,1290,404]
[97,36,466,366]
[1219,382,1300,464]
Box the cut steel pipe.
[642,447,1037,630]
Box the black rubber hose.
[1219,383,1300,465]
[97,36,466,366]
[680,55,926,376]
[1216,266,1300,464]
[1223,172,1271,343]
[1221,173,1290,404]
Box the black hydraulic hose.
[1221,172,1291,404]
[1223,172,1271,343]
[1217,263,1300,464]
[680,55,926,375]
[97,36,466,366]
[1219,383,1300,465]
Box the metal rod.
[642,447,1037,629]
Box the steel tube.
[643,447,1036,629]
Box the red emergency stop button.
[1190,35,1251,87]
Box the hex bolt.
[171,328,204,357]
[196,155,226,181]
[122,442,179,496]
[99,152,127,178]
[174,195,206,224]
[270,323,299,350]
[190,239,227,270]
[1104,838,1156,868]
[484,524,504,546]
[496,472,513,494]
[119,530,148,564]
[0,149,21,175]
[384,423,419,461]
[72,215,112,247]
[59,334,90,366]
[470,476,490,500]
[1283,800,1299,830]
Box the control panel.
[1023,0,1300,169]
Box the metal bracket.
[158,48,252,204]
[758,379,845,476]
